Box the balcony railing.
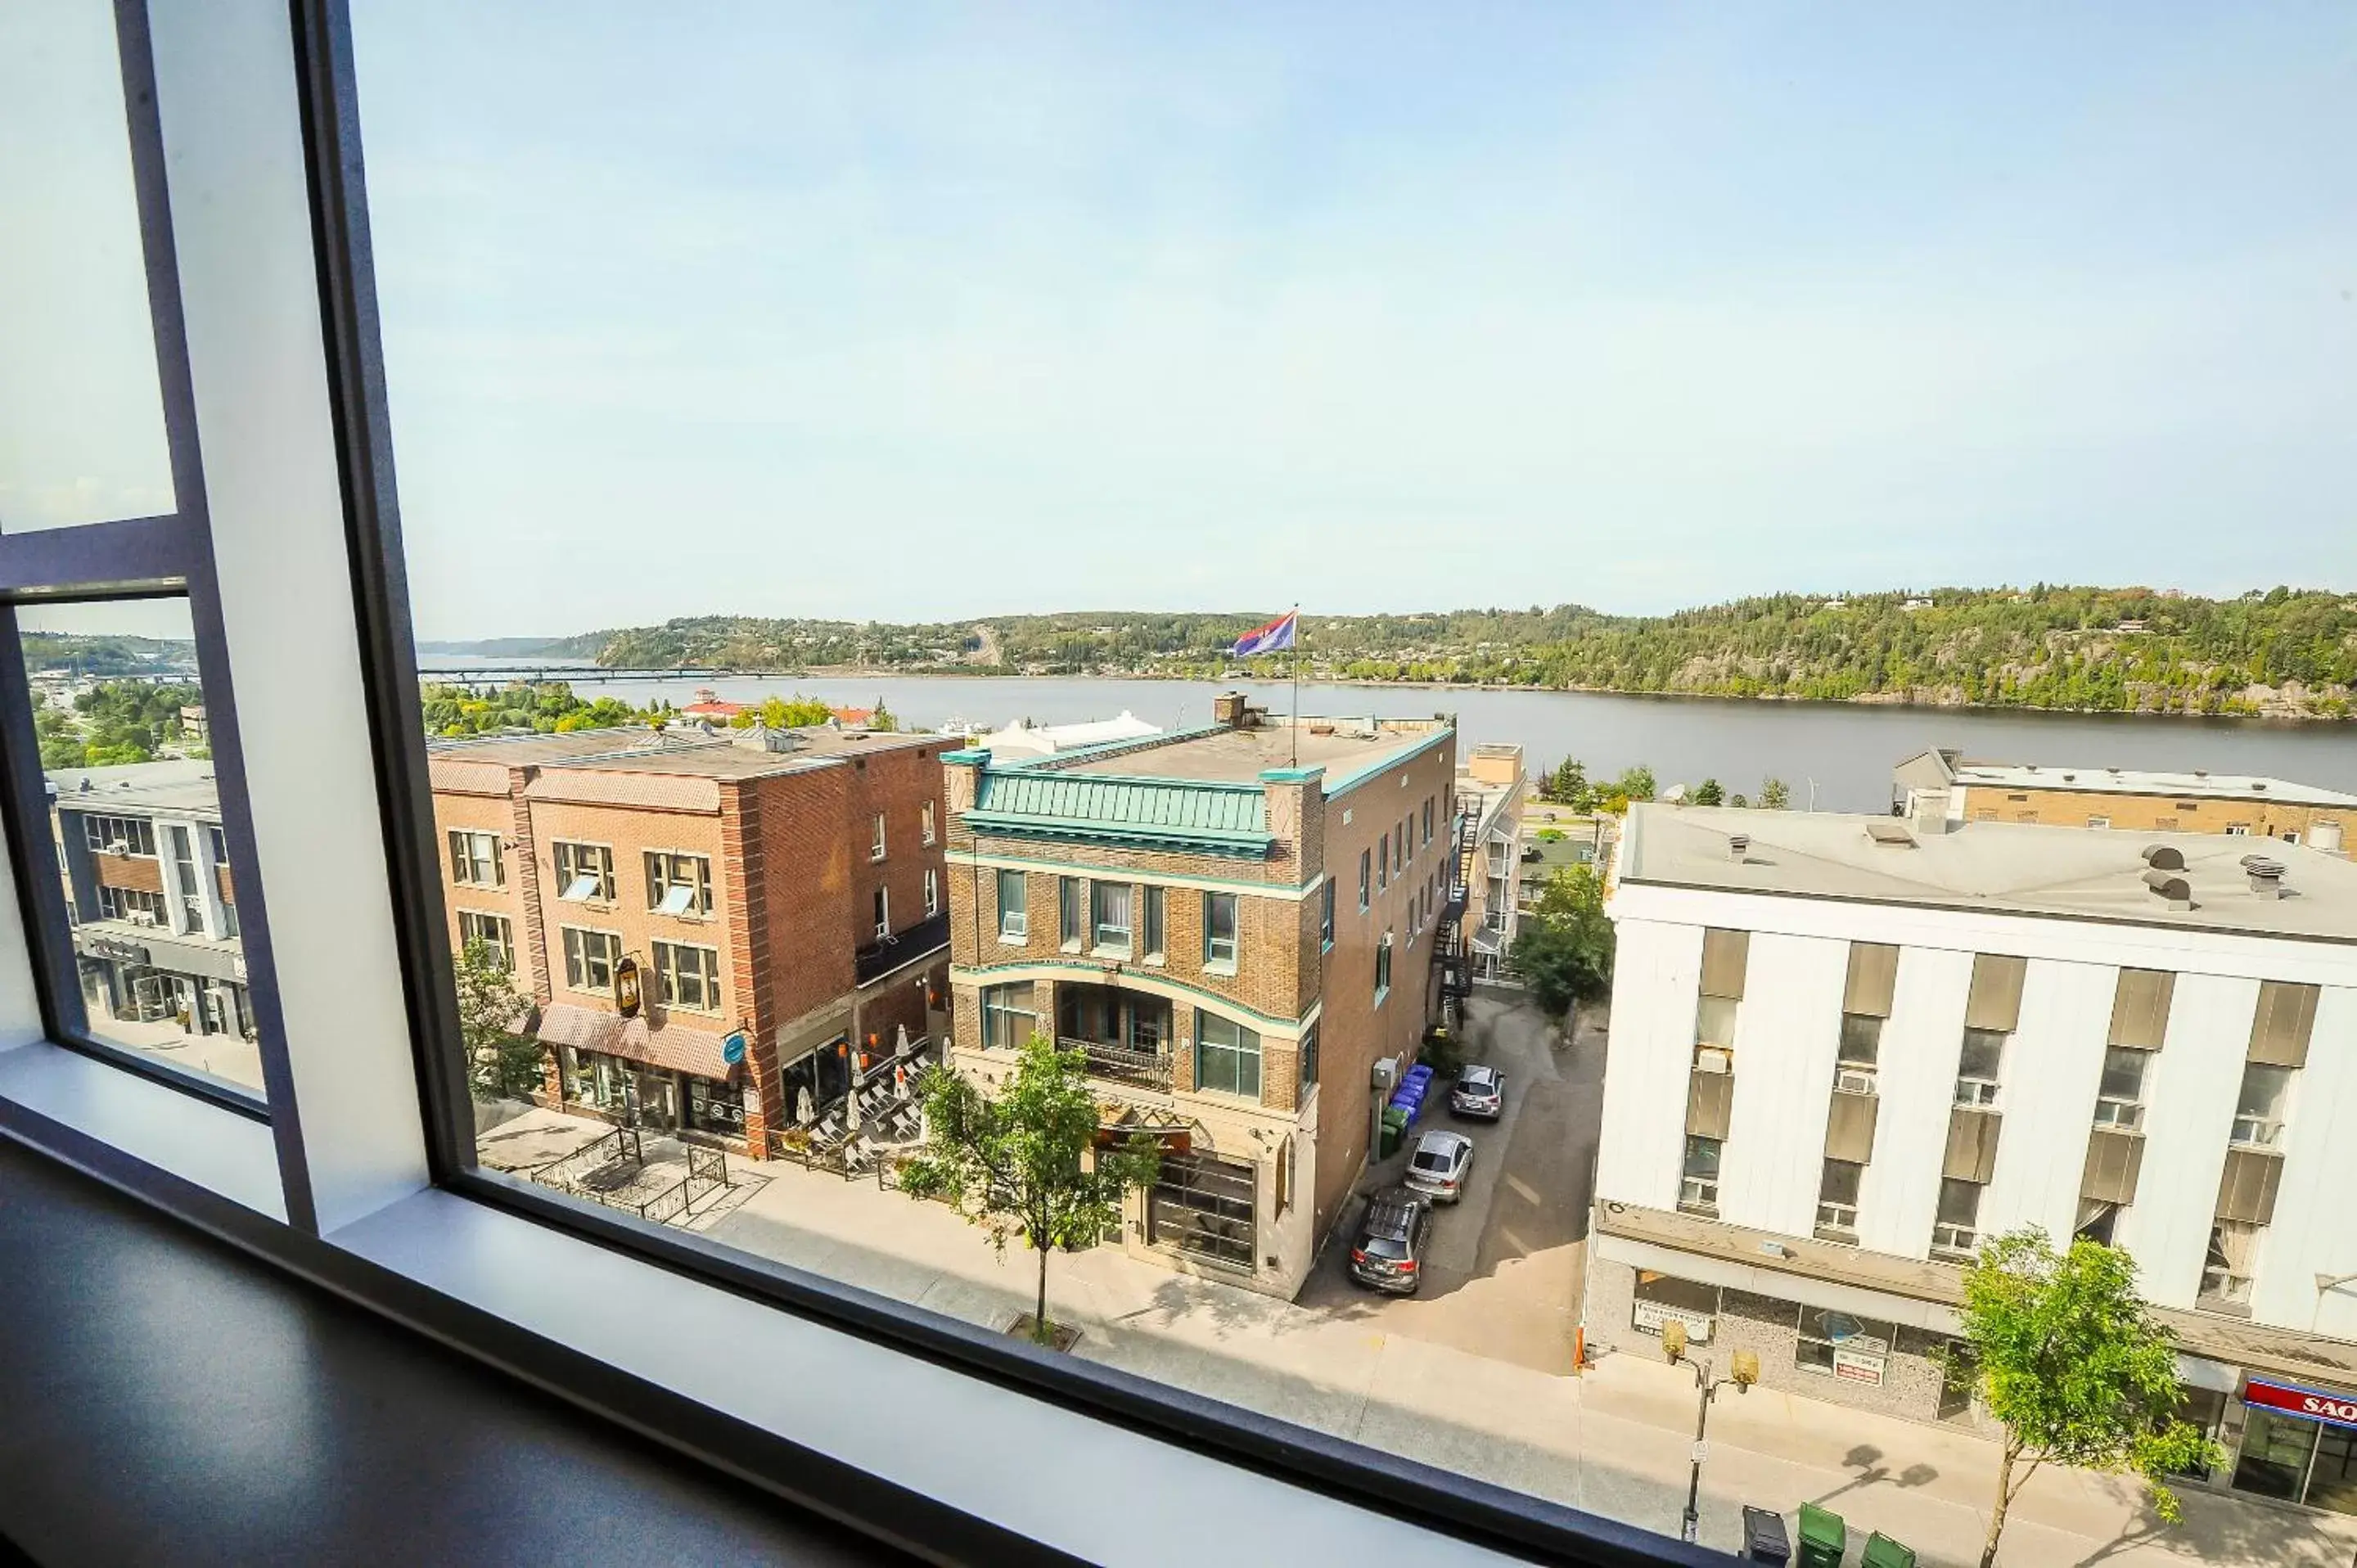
[1060,1035,1172,1091]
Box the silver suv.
[1403,1129,1475,1204]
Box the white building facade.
[1588,804,2357,1516]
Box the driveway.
[1296,989,1608,1375]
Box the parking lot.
[1296,989,1607,1376]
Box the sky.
[47,2,2357,640]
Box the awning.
[536,1003,732,1079]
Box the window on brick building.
[873,885,891,940]
[1375,931,1393,1001]
[1378,832,1390,890]
[924,867,940,917]
[981,982,1036,1050]
[1091,881,1132,955]
[448,829,502,889]
[1194,1012,1262,1099]
[561,926,621,992]
[996,869,1027,939]
[1202,892,1238,972]
[1059,876,1084,950]
[1319,879,1335,950]
[645,850,712,917]
[921,800,936,845]
[1358,849,1371,912]
[458,910,513,971]
[1141,885,1165,962]
[552,840,614,903]
[1299,1024,1319,1094]
[85,815,160,858]
[871,812,887,862]
[652,939,721,1011]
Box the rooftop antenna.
[1806,777,1819,813]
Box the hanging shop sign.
[614,955,642,1018]
[722,1030,747,1066]
[2245,1378,2357,1429]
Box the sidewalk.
[706,1155,2357,1566]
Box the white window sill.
[323,1186,1518,1566]
[0,1036,284,1221]
[1091,945,1133,962]
[1061,942,1084,955]
[997,933,1029,946]
[1203,962,1237,979]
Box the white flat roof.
[1952,764,2357,809]
[1620,804,2357,942]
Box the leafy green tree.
[1728,792,1751,809]
[1957,1229,2223,1568]
[1543,757,1589,807]
[1508,865,1615,1021]
[453,938,539,1102]
[870,696,898,732]
[1690,777,1724,806]
[1599,764,1656,811]
[900,1035,1162,1346]
[1759,777,1791,811]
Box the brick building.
[1895,750,2355,852]
[940,698,1462,1299]
[428,723,950,1154]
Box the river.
[419,660,2357,815]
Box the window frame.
[0,11,1764,1567]
[550,838,615,904]
[643,848,713,917]
[560,925,623,994]
[456,908,513,971]
[1192,1009,1263,1100]
[994,867,1027,939]
[651,936,722,1012]
[1201,890,1238,973]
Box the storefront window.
[2234,1407,2318,1500]
[686,1075,745,1136]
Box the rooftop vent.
[2142,868,2193,910]
[2193,769,2210,778]
[1727,833,1751,861]
[2142,844,2186,872]
[2251,782,2269,793]
[1864,820,1915,848]
[2062,773,2076,782]
[2244,857,2288,900]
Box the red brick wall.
[750,764,855,1026]
[840,741,949,943]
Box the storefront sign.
[1833,1349,1888,1387]
[2244,1378,2357,1429]
[614,956,642,1018]
[87,937,150,963]
[722,1030,746,1066]
[1633,1299,1714,1345]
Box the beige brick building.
[941,699,1463,1299]
[1458,743,1526,979]
[428,723,950,1155]
[1895,750,2355,852]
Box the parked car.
[1403,1129,1475,1204]
[1450,1063,1505,1120]
[1348,1188,1435,1294]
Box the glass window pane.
[0,2,176,530]
[11,597,264,1100]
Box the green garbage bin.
[1795,1502,1845,1568]
[1378,1111,1406,1159]
[1860,1531,1916,1568]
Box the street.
[1297,989,1602,1377]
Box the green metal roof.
[967,768,1273,858]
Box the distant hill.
[416,633,607,659]
[447,586,2357,719]
[22,633,196,678]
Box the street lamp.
[1661,1320,1759,1545]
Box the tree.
[1759,776,1791,810]
[453,938,538,1102]
[870,695,898,732]
[1728,792,1751,809]
[1599,764,1656,812]
[1508,864,1615,1021]
[1543,757,1589,808]
[1690,777,1724,806]
[1956,1229,2222,1568]
[900,1035,1162,1346]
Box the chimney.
[1907,786,1951,836]
[1212,692,1249,728]
[2242,855,2287,900]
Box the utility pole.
[1661,1320,1759,1545]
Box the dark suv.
[1348,1188,1435,1295]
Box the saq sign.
[2245,1378,2357,1429]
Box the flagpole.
[1291,603,1301,768]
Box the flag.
[1231,610,1298,657]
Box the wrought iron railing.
[1060,1035,1172,1091]
[537,1125,642,1190]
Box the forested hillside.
[456,586,2357,719]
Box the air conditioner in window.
[130,911,158,927]
[1835,1067,1878,1096]
[105,840,130,855]
[1693,1045,1733,1075]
